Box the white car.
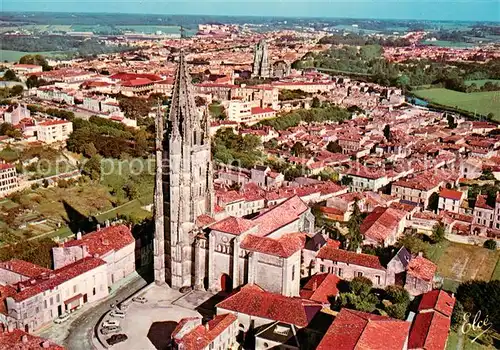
[132,297,147,304]
[103,320,120,328]
[54,313,70,324]
[110,311,126,319]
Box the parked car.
[103,320,120,328]
[132,296,148,304]
[179,286,192,293]
[110,311,126,319]
[107,334,128,346]
[101,326,121,335]
[54,313,70,324]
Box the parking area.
[98,285,215,349]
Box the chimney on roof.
[76,231,82,240]
[205,323,210,331]
[96,223,101,231]
[356,247,362,254]
[312,279,318,291]
[21,335,28,343]
[7,323,14,333]
[105,219,110,228]
[418,251,423,257]
[42,341,51,349]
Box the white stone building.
[0,164,19,197]
[36,120,73,144]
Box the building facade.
[252,39,271,78]
[0,164,19,197]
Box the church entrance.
[220,274,233,293]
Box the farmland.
[412,88,500,119]
[427,240,500,292]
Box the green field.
[0,50,71,62]
[465,79,500,87]
[427,240,500,292]
[413,88,500,119]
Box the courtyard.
[100,285,219,350]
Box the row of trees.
[212,128,262,168]
[257,105,351,130]
[67,116,152,159]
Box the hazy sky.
[2,0,499,22]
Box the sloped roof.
[0,259,51,279]
[300,273,341,304]
[241,233,305,258]
[360,206,406,243]
[317,245,385,271]
[317,309,410,350]
[418,290,456,317]
[176,314,237,350]
[407,256,437,282]
[408,311,451,350]
[210,216,256,235]
[216,284,322,328]
[63,225,134,257]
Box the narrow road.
[64,274,149,350]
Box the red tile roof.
[418,290,456,317]
[0,329,65,350]
[300,273,341,304]
[176,314,237,350]
[13,257,106,302]
[241,233,305,258]
[317,308,410,350]
[439,188,463,201]
[317,245,385,270]
[109,72,162,82]
[210,216,256,235]
[408,311,451,350]
[360,206,406,243]
[196,214,216,228]
[38,120,71,127]
[252,196,308,237]
[475,194,493,210]
[121,78,153,87]
[216,284,322,327]
[251,107,275,115]
[63,225,134,257]
[0,259,51,279]
[407,256,437,282]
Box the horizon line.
[3,10,499,24]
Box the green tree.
[19,54,50,71]
[124,181,139,200]
[291,142,307,157]
[326,141,342,153]
[82,155,102,181]
[427,192,439,212]
[11,85,23,96]
[483,239,497,250]
[383,124,391,141]
[311,96,321,108]
[431,222,446,243]
[349,276,373,295]
[341,176,353,186]
[3,69,18,81]
[338,277,378,313]
[386,302,408,320]
[346,201,363,251]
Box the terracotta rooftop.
[407,256,437,282]
[63,225,134,257]
[360,206,406,243]
[12,257,106,302]
[216,284,322,327]
[317,308,410,350]
[0,259,51,279]
[418,290,456,318]
[252,196,309,237]
[317,245,385,270]
[300,273,341,304]
[439,188,463,201]
[176,314,237,350]
[210,216,256,236]
[0,329,65,350]
[241,233,305,258]
[408,311,451,350]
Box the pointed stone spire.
[168,50,198,140]
[153,103,166,286]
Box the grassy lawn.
[465,79,500,87]
[412,88,500,119]
[430,241,500,284]
[491,258,500,281]
[446,330,493,350]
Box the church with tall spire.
[154,51,214,289]
[154,51,314,296]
